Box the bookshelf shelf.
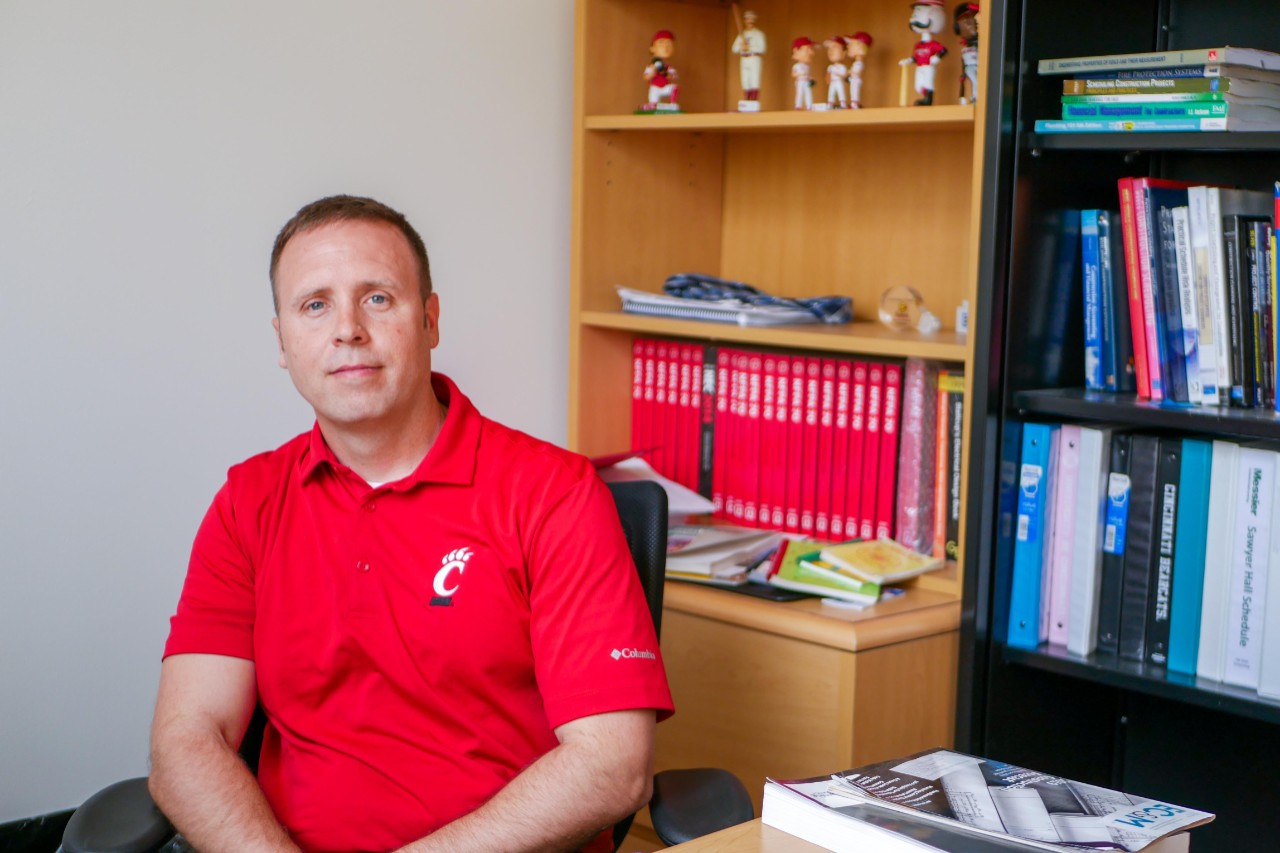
[579,311,970,360]
[585,105,975,134]
[1027,131,1280,152]
[1001,643,1280,726]
[1014,388,1280,440]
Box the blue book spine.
[1167,439,1212,675]
[1081,210,1104,390]
[1155,203,1190,403]
[1008,423,1059,649]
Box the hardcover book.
[1038,45,1280,75]
[819,537,944,585]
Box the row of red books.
[630,339,965,555]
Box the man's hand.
[396,708,657,853]
[149,654,299,853]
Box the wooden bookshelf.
[568,0,992,827]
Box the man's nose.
[333,302,367,344]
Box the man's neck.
[318,393,448,486]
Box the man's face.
[272,219,439,435]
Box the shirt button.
[357,561,370,572]
[365,502,376,512]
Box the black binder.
[1118,434,1160,661]
[1096,433,1131,655]
[1145,437,1182,666]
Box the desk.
[663,820,819,852]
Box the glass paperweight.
[878,285,926,331]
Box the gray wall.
[0,1,574,819]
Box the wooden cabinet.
[568,0,995,824]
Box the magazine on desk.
[808,748,1211,852]
[762,747,1213,845]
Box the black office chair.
[61,480,752,853]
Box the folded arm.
[395,708,656,853]
[149,653,299,853]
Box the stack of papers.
[665,523,782,586]
[617,286,819,327]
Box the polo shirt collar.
[297,372,480,488]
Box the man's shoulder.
[477,416,593,481]
[224,431,311,494]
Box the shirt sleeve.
[163,481,256,661]
[524,470,674,729]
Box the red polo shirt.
[165,373,673,853]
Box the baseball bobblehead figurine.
[731,7,766,110]
[641,30,680,113]
[846,32,873,109]
[955,2,979,104]
[823,36,849,109]
[791,36,816,110]
[898,0,948,106]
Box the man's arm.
[149,653,299,853]
[397,708,656,853]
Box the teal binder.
[1168,439,1213,675]
[1008,423,1059,649]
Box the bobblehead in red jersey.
[640,29,681,113]
[898,0,948,106]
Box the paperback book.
[819,536,944,584]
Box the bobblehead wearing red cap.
[791,36,815,50]
[651,30,675,43]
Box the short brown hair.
[269,195,432,310]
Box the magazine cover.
[827,749,1212,852]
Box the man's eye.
[368,294,387,305]
[305,301,325,312]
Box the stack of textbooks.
[1007,423,1280,701]
[1076,180,1279,407]
[763,748,1213,853]
[631,339,965,559]
[765,536,944,607]
[1035,46,1280,133]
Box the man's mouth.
[331,364,380,376]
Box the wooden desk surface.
[662,820,822,852]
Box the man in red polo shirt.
[149,195,674,853]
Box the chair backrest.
[605,480,668,639]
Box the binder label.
[1104,472,1131,555]
[1016,463,1043,542]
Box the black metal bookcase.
[960,2,1280,849]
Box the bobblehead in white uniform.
[899,0,948,106]
[792,37,816,110]
[731,11,766,100]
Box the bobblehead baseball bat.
[899,61,910,106]
[732,2,744,38]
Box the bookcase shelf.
[580,311,970,360]
[1014,388,1280,440]
[1001,642,1280,726]
[1026,131,1280,152]
[570,0,992,826]
[964,1,1280,848]
[585,104,975,133]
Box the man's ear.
[272,317,287,368]
[424,293,441,349]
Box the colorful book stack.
[629,339,963,556]
[1035,46,1280,133]
[1077,180,1280,408]
[1007,423,1280,701]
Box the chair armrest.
[62,777,175,853]
[648,768,755,846]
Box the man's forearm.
[396,712,654,853]
[150,726,298,853]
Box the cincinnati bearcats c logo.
[431,547,473,603]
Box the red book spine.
[759,354,777,529]
[860,362,884,541]
[642,340,658,468]
[876,362,903,541]
[1130,181,1165,402]
[830,360,852,541]
[743,352,763,526]
[933,373,950,559]
[712,348,731,517]
[800,357,821,536]
[785,355,805,533]
[666,342,681,479]
[677,344,695,490]
[631,338,647,453]
[729,350,747,522]
[1117,178,1151,399]
[686,344,703,492]
[653,342,669,477]
[844,361,868,540]
[770,356,790,530]
[814,358,837,540]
